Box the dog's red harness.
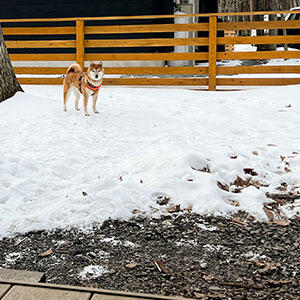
[86,81,102,93]
[79,74,102,96]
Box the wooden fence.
[2,10,300,90]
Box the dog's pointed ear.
[89,61,95,66]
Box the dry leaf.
[232,217,247,226]
[39,249,53,257]
[119,176,123,181]
[284,167,292,173]
[280,155,286,162]
[82,191,88,196]
[167,204,181,213]
[203,275,215,281]
[231,200,240,207]
[154,260,170,274]
[230,155,238,159]
[252,151,259,156]
[132,209,142,214]
[125,262,137,269]
[140,179,143,184]
[273,219,290,226]
[217,181,230,192]
[187,179,194,182]
[263,206,274,222]
[267,144,277,147]
[233,176,251,187]
[244,168,258,176]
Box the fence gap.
[208,16,217,91]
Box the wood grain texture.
[217,65,300,74]
[219,20,300,31]
[10,54,75,61]
[85,52,208,61]
[6,40,75,49]
[76,19,85,70]
[17,77,208,86]
[2,27,75,35]
[86,38,209,48]
[85,23,208,34]
[218,35,300,45]
[217,78,300,86]
[217,51,300,60]
[208,16,217,91]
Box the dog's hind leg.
[74,90,81,111]
[63,81,71,112]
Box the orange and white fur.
[63,62,104,116]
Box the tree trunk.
[0,24,23,103]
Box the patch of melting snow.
[197,223,218,231]
[203,244,224,252]
[102,237,137,248]
[175,239,198,246]
[4,252,21,266]
[79,265,109,280]
[243,251,268,260]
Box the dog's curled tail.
[66,63,82,74]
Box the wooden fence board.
[85,52,209,61]
[208,16,217,91]
[217,78,300,86]
[14,67,67,74]
[6,40,75,49]
[85,23,208,34]
[86,38,209,48]
[14,66,208,75]
[217,65,300,74]
[10,54,75,61]
[219,20,300,31]
[103,78,208,86]
[18,78,64,85]
[218,35,300,45]
[2,27,75,35]
[17,78,208,86]
[3,286,91,300]
[104,67,208,75]
[218,51,300,60]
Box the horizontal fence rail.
[2,10,300,90]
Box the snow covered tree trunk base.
[0,25,23,103]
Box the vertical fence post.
[76,19,84,70]
[208,16,217,91]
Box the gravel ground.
[0,213,299,300]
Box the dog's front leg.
[92,94,99,114]
[83,95,90,116]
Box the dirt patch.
[0,213,299,299]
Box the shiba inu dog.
[63,62,104,116]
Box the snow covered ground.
[0,84,300,238]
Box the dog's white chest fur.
[85,86,95,96]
